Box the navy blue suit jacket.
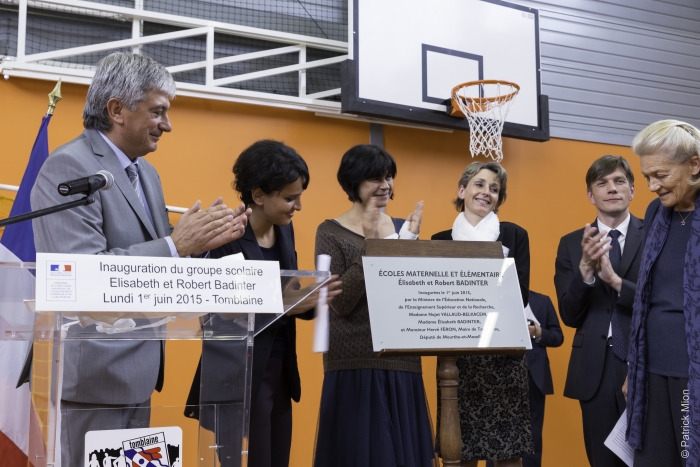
[526,290,564,395]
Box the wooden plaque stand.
[363,239,525,466]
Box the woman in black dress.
[188,140,340,467]
[432,161,533,467]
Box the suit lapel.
[619,215,643,278]
[275,224,296,270]
[138,161,167,238]
[239,223,295,268]
[239,224,264,260]
[85,130,158,240]
[531,295,546,327]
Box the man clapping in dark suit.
[554,155,643,467]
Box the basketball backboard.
[342,0,549,141]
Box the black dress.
[432,222,535,461]
[185,221,312,467]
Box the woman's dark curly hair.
[233,140,309,204]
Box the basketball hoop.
[450,80,520,162]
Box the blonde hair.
[632,120,700,186]
[453,161,507,213]
[632,120,700,162]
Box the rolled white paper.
[398,220,418,240]
[313,254,332,353]
[523,304,540,326]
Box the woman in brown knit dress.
[313,144,436,467]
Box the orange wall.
[0,77,655,466]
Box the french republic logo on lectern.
[44,260,77,301]
[48,262,75,277]
[85,426,182,467]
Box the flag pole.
[1,79,60,261]
[0,77,99,229]
[46,79,61,116]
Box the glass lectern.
[0,261,329,467]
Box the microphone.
[57,170,114,196]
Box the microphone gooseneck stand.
[0,195,95,228]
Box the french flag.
[0,89,54,467]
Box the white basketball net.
[451,81,519,162]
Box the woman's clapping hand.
[406,201,424,236]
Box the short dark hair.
[337,145,397,202]
[585,155,634,191]
[233,140,309,205]
[453,161,508,213]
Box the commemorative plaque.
[363,256,531,353]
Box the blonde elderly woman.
[626,120,700,466]
[432,161,533,467]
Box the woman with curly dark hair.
[188,140,340,467]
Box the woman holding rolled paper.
[432,161,533,467]
[313,144,436,467]
[186,140,340,467]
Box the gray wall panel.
[521,0,700,33]
[541,58,700,91]
[544,73,700,110]
[511,0,700,146]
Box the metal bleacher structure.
[0,0,350,115]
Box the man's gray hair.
[83,52,176,130]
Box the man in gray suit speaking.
[30,52,249,466]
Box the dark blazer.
[554,215,644,401]
[186,221,312,415]
[642,198,661,243]
[432,221,531,307]
[526,291,564,395]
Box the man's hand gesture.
[579,224,611,283]
[171,198,251,257]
